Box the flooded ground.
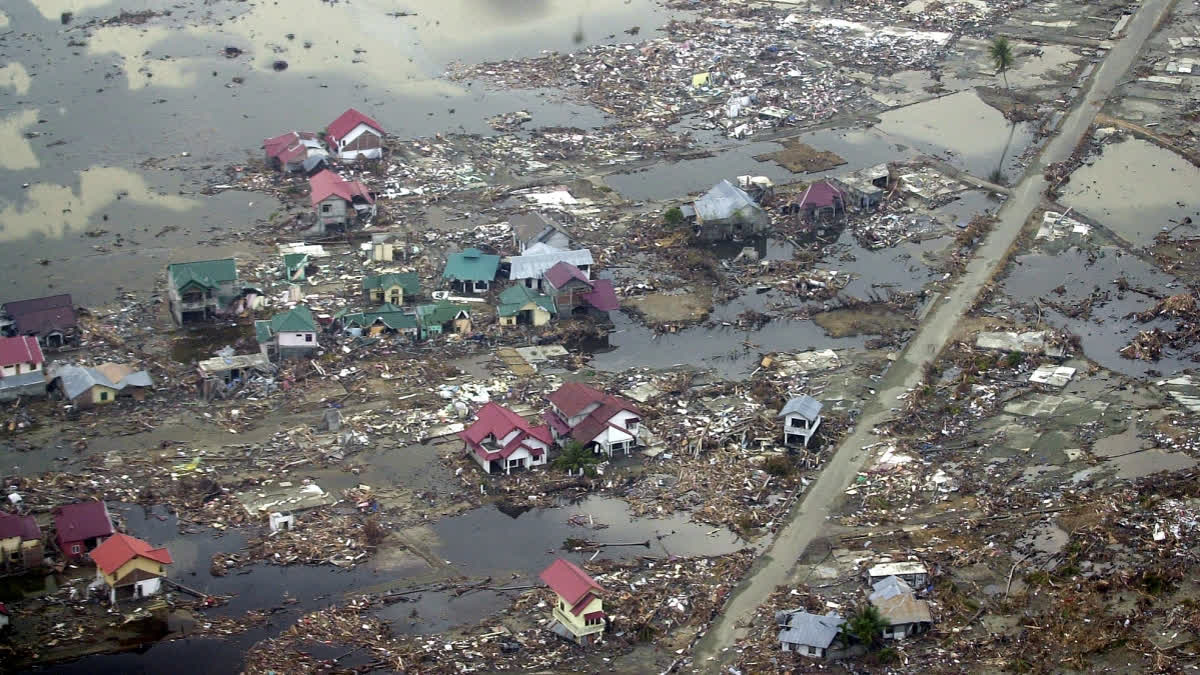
[1061,137,1200,247]
[876,90,1036,183]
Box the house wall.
[452,316,471,334]
[560,402,601,429]
[529,306,552,326]
[102,557,168,588]
[317,196,349,225]
[2,361,41,377]
[88,385,118,406]
[337,125,383,160]
[368,285,405,305]
[553,594,604,640]
[372,243,394,262]
[278,331,317,348]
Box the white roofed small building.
[779,395,822,448]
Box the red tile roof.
[547,381,606,418]
[460,402,551,460]
[0,336,44,368]
[309,170,374,207]
[569,395,640,446]
[90,532,173,576]
[544,261,591,290]
[327,108,384,144]
[540,558,603,615]
[53,501,114,543]
[581,279,619,312]
[795,180,844,209]
[0,512,41,541]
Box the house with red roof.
[262,130,328,173]
[53,501,115,560]
[326,108,385,161]
[460,402,552,475]
[0,336,47,402]
[545,382,641,458]
[309,169,375,233]
[540,558,606,645]
[90,533,172,605]
[0,512,45,571]
[543,262,619,319]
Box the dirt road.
[692,0,1178,667]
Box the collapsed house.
[262,131,328,173]
[309,170,376,234]
[510,212,571,253]
[688,179,771,241]
[0,512,44,571]
[46,363,153,408]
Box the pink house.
[461,402,552,475]
[545,382,641,457]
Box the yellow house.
[0,513,44,571]
[498,285,556,328]
[540,558,606,645]
[362,273,419,306]
[90,533,173,605]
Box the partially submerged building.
[325,108,385,161]
[443,248,500,295]
[0,336,47,402]
[90,533,172,605]
[309,170,375,233]
[832,163,890,210]
[256,305,320,360]
[262,131,327,173]
[167,259,240,325]
[541,558,606,645]
[545,382,641,457]
[47,363,153,408]
[1,294,80,350]
[460,402,552,475]
[689,179,771,241]
[54,501,115,560]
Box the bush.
[663,206,684,226]
[762,455,795,477]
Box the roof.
[509,212,558,242]
[168,259,238,292]
[2,294,72,317]
[309,170,373,207]
[443,248,500,282]
[548,382,607,418]
[90,533,173,575]
[776,611,844,649]
[49,363,153,400]
[269,305,318,334]
[460,402,552,450]
[544,261,591,290]
[778,395,822,421]
[417,301,470,326]
[694,179,767,224]
[581,279,619,312]
[0,512,41,541]
[868,561,928,578]
[362,273,419,295]
[540,558,603,614]
[873,593,932,626]
[327,108,385,143]
[283,253,309,275]
[569,395,641,445]
[497,285,556,317]
[795,180,844,209]
[869,575,913,603]
[263,131,321,161]
[342,305,419,331]
[53,501,114,542]
[0,336,44,368]
[508,247,593,281]
[197,353,273,375]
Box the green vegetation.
[844,604,887,650]
[552,440,601,477]
[664,206,684,226]
[990,36,1015,89]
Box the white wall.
[278,331,316,347]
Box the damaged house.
[688,179,771,241]
[47,362,153,408]
[362,273,419,306]
[416,301,472,339]
[832,163,890,210]
[443,248,500,295]
[497,285,557,328]
[326,108,385,161]
[256,305,320,360]
[262,131,328,173]
[868,575,933,640]
[776,609,848,659]
[507,244,593,293]
[545,382,642,457]
[790,180,845,223]
[461,402,552,475]
[167,258,241,325]
[0,512,44,571]
[779,395,823,448]
[510,212,571,253]
[0,336,47,402]
[1,294,80,350]
[544,262,619,319]
[309,170,376,234]
[54,500,115,560]
[336,304,419,339]
[90,533,172,606]
[541,558,606,646]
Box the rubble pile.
[1121,291,1200,361]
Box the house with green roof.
[255,305,320,360]
[416,302,472,339]
[497,285,556,328]
[362,273,419,306]
[442,248,500,295]
[338,304,419,339]
[167,258,239,325]
[283,253,310,283]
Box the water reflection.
[0,109,41,170]
[0,62,33,95]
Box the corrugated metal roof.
[50,364,152,400]
[443,248,500,282]
[873,593,932,626]
[509,247,593,281]
[168,259,237,291]
[869,575,913,603]
[775,611,843,648]
[693,179,767,224]
[778,395,822,420]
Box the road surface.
[692,0,1177,668]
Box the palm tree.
[552,440,601,476]
[990,37,1014,89]
[844,605,887,650]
